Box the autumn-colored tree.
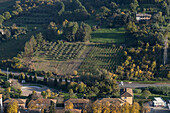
[73,70,78,76]
[6,100,18,113]
[92,102,102,113]
[102,101,110,113]
[6,87,11,93]
[46,89,51,97]
[110,102,121,113]
[142,104,150,113]
[41,91,47,98]
[131,102,140,113]
[121,102,130,113]
[65,102,74,109]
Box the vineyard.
[23,42,90,75]
[38,42,86,60]
[78,44,125,73]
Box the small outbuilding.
[153,97,166,107]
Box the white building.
[153,97,166,107]
[136,14,151,21]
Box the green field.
[0,37,29,60]
[90,28,126,43]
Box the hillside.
[0,0,169,81]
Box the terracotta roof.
[29,98,57,105]
[96,98,125,104]
[65,99,90,104]
[120,88,133,97]
[3,99,27,104]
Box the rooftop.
[120,88,133,97]
[65,99,90,104]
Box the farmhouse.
[153,97,166,107]
[120,88,134,105]
[136,14,152,21]
[28,98,57,109]
[3,99,27,109]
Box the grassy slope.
[90,28,125,43]
[0,37,29,60]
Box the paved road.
[1,69,170,88]
[119,82,170,88]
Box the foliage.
[6,100,18,113]
[148,86,170,96]
[141,90,151,99]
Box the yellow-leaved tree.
[92,102,102,113]
[131,102,140,113]
[65,102,74,109]
[6,100,18,113]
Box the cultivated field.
[79,44,125,73]
[22,42,92,75]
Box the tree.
[34,73,37,83]
[63,22,79,42]
[73,70,78,76]
[24,35,37,56]
[121,102,130,113]
[102,101,110,113]
[49,101,55,113]
[77,82,86,93]
[6,87,11,93]
[65,102,74,109]
[41,91,47,98]
[29,75,32,82]
[25,74,28,82]
[3,11,11,20]
[92,102,102,113]
[6,100,18,113]
[69,89,74,98]
[131,102,140,113]
[142,104,150,113]
[76,22,92,42]
[46,89,51,97]
[18,88,22,96]
[126,21,138,33]
[142,90,151,99]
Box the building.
[120,88,133,105]
[153,97,166,107]
[136,14,152,21]
[28,98,57,110]
[95,98,125,106]
[3,99,27,109]
[64,99,90,110]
